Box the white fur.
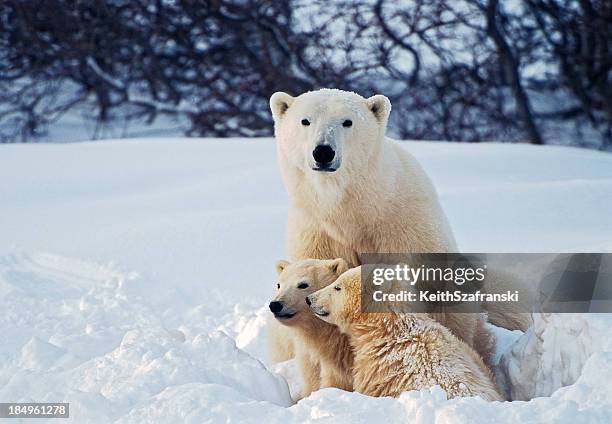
[268,89,525,364]
[271,89,457,262]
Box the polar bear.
[270,89,456,261]
[269,89,515,359]
[306,267,503,401]
[269,258,353,399]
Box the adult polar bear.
[268,89,526,363]
[271,89,456,261]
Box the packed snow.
[1,138,611,423]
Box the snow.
[1,138,611,423]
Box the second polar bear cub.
[307,267,503,401]
[270,258,353,399]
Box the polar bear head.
[269,258,349,326]
[270,89,391,178]
[306,266,362,332]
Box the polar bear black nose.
[313,145,335,164]
[305,296,312,306]
[269,301,283,313]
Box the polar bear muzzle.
[269,300,296,320]
[312,145,336,172]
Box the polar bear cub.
[269,258,354,398]
[307,266,503,401]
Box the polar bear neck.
[282,139,395,215]
[281,137,457,254]
[293,315,354,369]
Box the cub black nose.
[269,301,283,313]
[305,296,312,306]
[313,145,335,164]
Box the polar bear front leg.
[296,348,321,399]
[320,362,353,391]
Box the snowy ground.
[1,138,611,423]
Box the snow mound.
[498,313,612,400]
[0,253,291,422]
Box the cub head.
[307,266,362,332]
[270,89,391,176]
[269,258,349,326]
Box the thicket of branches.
[0,0,610,148]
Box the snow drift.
[1,138,611,423]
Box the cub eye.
[342,119,352,127]
[277,283,280,289]
[301,119,310,126]
[297,282,309,289]
[334,286,341,291]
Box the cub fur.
[307,267,503,401]
[269,258,354,398]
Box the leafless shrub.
[0,0,609,148]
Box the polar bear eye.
[301,119,310,126]
[277,283,280,289]
[297,282,309,289]
[342,119,352,127]
[334,286,341,291]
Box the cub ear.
[329,258,349,276]
[276,259,290,275]
[270,92,295,121]
[365,94,391,124]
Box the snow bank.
[498,313,612,401]
[0,253,291,422]
[1,138,611,422]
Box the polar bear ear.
[366,94,391,124]
[270,92,295,121]
[276,259,291,275]
[329,258,349,276]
